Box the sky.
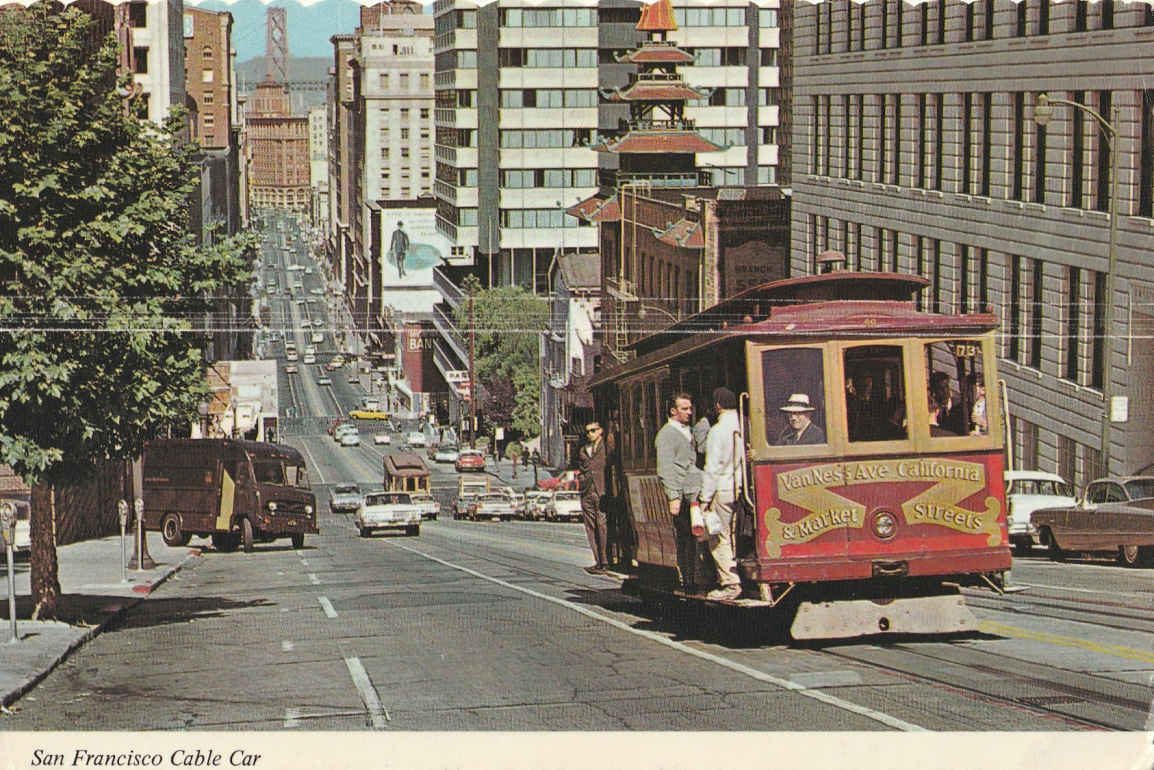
[188,0,433,62]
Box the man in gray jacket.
[655,392,702,589]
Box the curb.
[0,548,203,710]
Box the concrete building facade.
[791,0,1154,485]
[247,78,310,211]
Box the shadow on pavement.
[563,586,792,649]
[0,594,273,630]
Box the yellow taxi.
[348,409,390,420]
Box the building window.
[130,1,147,27]
[811,96,819,175]
[895,0,903,47]
[915,237,924,311]
[932,93,943,190]
[202,92,214,105]
[1012,92,1025,201]
[1075,0,1088,31]
[916,94,926,188]
[1065,266,1081,383]
[937,0,946,43]
[962,93,973,193]
[1009,255,1022,361]
[847,0,855,51]
[931,239,941,313]
[1038,0,1050,34]
[984,0,994,39]
[823,95,832,176]
[1071,91,1086,209]
[920,3,928,46]
[134,47,149,74]
[1016,0,1027,36]
[856,95,865,181]
[202,68,213,83]
[1141,89,1154,218]
[959,245,970,314]
[1091,270,1106,389]
[880,0,888,49]
[842,94,851,178]
[1034,119,1047,204]
[980,92,992,196]
[1029,258,1044,370]
[964,2,974,41]
[1096,91,1112,213]
[1102,0,1114,29]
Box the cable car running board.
[790,593,978,641]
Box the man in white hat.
[777,393,825,445]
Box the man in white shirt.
[698,387,744,600]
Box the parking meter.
[2,500,17,642]
[0,501,14,550]
[118,499,129,582]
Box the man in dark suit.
[578,422,609,574]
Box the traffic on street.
[3,212,1153,738]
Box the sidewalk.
[0,533,198,708]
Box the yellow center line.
[979,620,1154,664]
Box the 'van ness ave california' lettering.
[778,459,984,493]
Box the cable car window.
[253,460,285,486]
[762,348,828,446]
[924,340,988,437]
[844,345,906,442]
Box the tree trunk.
[29,483,60,620]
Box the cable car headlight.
[304,504,314,515]
[872,511,897,540]
[267,501,278,512]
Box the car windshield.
[253,461,285,485]
[334,484,360,494]
[1124,478,1154,500]
[481,494,508,503]
[366,493,411,506]
[1009,478,1074,497]
[285,465,311,489]
[411,494,432,502]
[556,492,579,501]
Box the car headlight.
[304,505,314,515]
[267,501,278,511]
[872,511,897,540]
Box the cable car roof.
[591,272,999,388]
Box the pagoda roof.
[618,42,694,65]
[637,0,678,32]
[567,193,620,223]
[604,82,707,103]
[593,130,725,155]
[653,218,704,249]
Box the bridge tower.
[266,7,289,87]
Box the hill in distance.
[190,0,433,62]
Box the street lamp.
[636,303,679,333]
[1033,92,1119,475]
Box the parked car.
[373,433,392,446]
[524,490,551,521]
[545,490,583,522]
[407,431,429,448]
[329,482,363,513]
[284,365,298,374]
[354,491,421,537]
[339,428,361,447]
[1004,470,1077,555]
[502,487,526,518]
[471,492,516,522]
[1031,475,1154,566]
[430,444,460,463]
[455,449,485,473]
[410,492,440,521]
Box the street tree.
[0,3,254,618]
[455,276,547,438]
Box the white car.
[310,332,324,344]
[410,493,440,521]
[524,491,551,521]
[284,365,298,374]
[1005,470,1077,555]
[431,444,460,463]
[302,354,316,365]
[373,433,392,446]
[545,490,583,522]
[407,432,428,448]
[329,482,363,513]
[355,492,421,537]
[339,428,361,446]
[316,375,332,386]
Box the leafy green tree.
[0,3,253,618]
[455,275,547,438]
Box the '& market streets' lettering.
[761,458,1001,557]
